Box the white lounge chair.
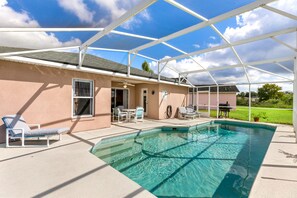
[178,107,199,119]
[2,114,69,147]
[186,106,201,118]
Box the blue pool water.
[91,121,275,197]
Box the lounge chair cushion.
[14,127,70,137]
[2,115,31,136]
[178,107,187,115]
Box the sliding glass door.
[111,88,129,111]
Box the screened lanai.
[0,0,296,133]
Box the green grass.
[201,106,292,125]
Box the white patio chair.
[113,108,127,123]
[131,107,144,122]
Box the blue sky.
[1,0,255,56]
[0,0,296,91]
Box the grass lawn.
[201,106,292,125]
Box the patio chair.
[2,114,69,147]
[178,107,197,119]
[113,107,127,123]
[131,107,144,122]
[186,106,201,118]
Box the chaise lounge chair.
[186,106,201,118]
[2,114,69,147]
[178,107,200,119]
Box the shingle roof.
[190,85,239,93]
[0,46,176,83]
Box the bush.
[237,98,248,106]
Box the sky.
[0,0,296,92]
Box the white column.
[293,55,297,142]
[216,85,219,118]
[249,84,252,122]
[127,52,131,77]
[196,87,199,111]
[208,87,211,117]
[293,32,297,142]
[157,61,160,82]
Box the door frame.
[111,87,130,110]
[141,88,148,116]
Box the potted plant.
[252,112,267,122]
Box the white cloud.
[0,2,81,49]
[0,0,7,7]
[58,0,94,23]
[93,0,126,21]
[92,0,151,28]
[193,44,200,49]
[0,1,39,27]
[209,36,216,40]
[155,0,296,90]
[121,10,151,30]
[0,32,81,49]
[225,0,297,42]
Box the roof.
[0,46,176,83]
[189,86,239,93]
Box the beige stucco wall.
[0,59,190,143]
[0,60,111,143]
[159,84,188,119]
[135,83,188,119]
[197,93,237,109]
[135,83,160,120]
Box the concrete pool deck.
[0,118,211,198]
[0,118,296,197]
[250,124,297,198]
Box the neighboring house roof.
[0,46,176,83]
[191,85,239,93]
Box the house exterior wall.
[0,60,111,143]
[197,93,237,109]
[111,82,136,109]
[0,59,191,143]
[134,83,188,120]
[158,84,188,119]
[135,83,160,120]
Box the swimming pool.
[91,121,276,197]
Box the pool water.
[91,121,275,197]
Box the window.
[72,79,94,117]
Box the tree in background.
[142,61,154,73]
[258,83,283,102]
[281,92,293,105]
[245,91,257,98]
[238,92,245,98]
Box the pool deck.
[0,118,296,197]
[0,118,210,198]
[250,124,297,198]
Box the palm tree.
[142,61,154,73]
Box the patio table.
[122,109,136,122]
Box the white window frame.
[72,78,94,118]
